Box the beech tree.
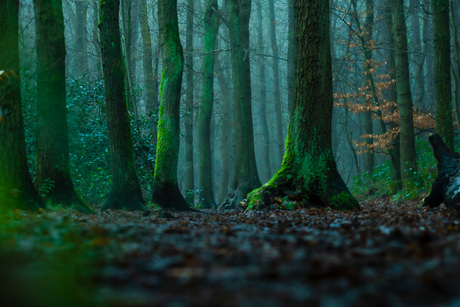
[0,1,43,211]
[198,0,219,208]
[33,0,93,213]
[184,0,195,205]
[152,0,190,211]
[432,0,453,149]
[99,0,146,211]
[247,0,358,210]
[224,0,261,208]
[392,0,418,184]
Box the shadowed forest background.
[1,0,460,305]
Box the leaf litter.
[2,198,460,306]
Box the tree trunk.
[268,0,284,167]
[247,0,359,211]
[392,0,418,185]
[287,0,294,113]
[384,3,402,192]
[433,0,453,149]
[410,0,425,109]
[198,0,218,208]
[222,0,261,208]
[75,0,89,77]
[34,0,93,213]
[138,0,158,141]
[99,0,146,211]
[152,0,191,211]
[215,52,232,203]
[184,0,195,205]
[256,1,272,183]
[0,1,44,211]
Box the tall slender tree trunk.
[392,0,418,185]
[0,1,44,211]
[75,0,88,77]
[256,1,272,182]
[268,0,284,166]
[432,0,453,149]
[215,52,232,203]
[410,0,425,109]
[184,0,195,205]
[33,0,93,213]
[198,0,219,208]
[247,0,358,211]
[139,0,158,139]
[384,3,402,191]
[99,0,146,211]
[223,0,261,208]
[287,0,294,113]
[152,0,191,211]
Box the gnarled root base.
[152,182,195,211]
[102,190,147,212]
[247,168,359,211]
[47,188,95,214]
[219,181,259,211]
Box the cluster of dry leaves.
[1,198,460,306]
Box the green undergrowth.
[350,137,437,202]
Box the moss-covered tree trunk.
[247,0,359,211]
[198,0,219,208]
[99,0,146,211]
[224,0,261,208]
[392,0,418,185]
[0,1,44,211]
[33,0,93,213]
[152,0,191,211]
[432,0,453,149]
[256,1,272,182]
[184,0,195,205]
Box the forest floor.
[2,198,460,306]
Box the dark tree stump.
[423,133,460,214]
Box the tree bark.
[215,52,232,203]
[256,1,272,183]
[247,0,359,211]
[268,0,284,167]
[287,0,294,113]
[392,0,418,185]
[198,0,219,208]
[99,0,146,211]
[34,0,93,213]
[152,0,191,211]
[222,0,261,208]
[75,0,89,77]
[184,0,195,205]
[432,0,453,149]
[0,1,44,211]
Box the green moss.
[247,188,262,210]
[329,191,359,211]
